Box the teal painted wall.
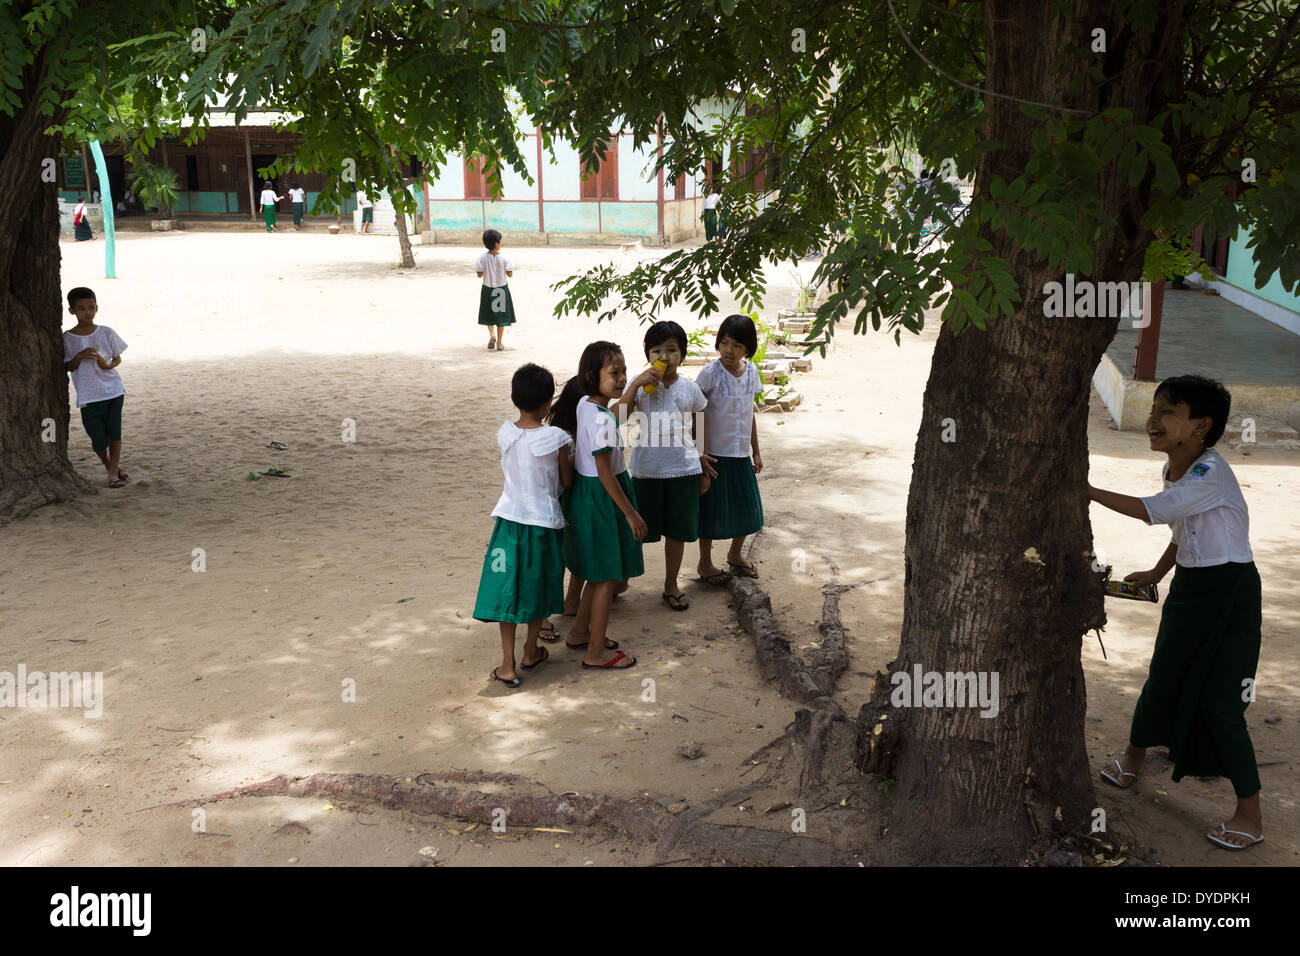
[1226,223,1300,313]
[600,202,657,235]
[543,202,599,233]
[485,202,539,233]
[174,192,237,213]
[429,201,485,231]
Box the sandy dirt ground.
[0,230,1295,867]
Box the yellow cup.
[643,359,668,393]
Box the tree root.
[153,770,840,866]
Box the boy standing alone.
[63,287,129,488]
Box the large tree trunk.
[866,1,1185,862]
[394,201,415,268]
[0,59,91,520]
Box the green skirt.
[702,208,717,239]
[1129,561,1262,797]
[472,518,565,623]
[698,455,763,540]
[562,473,644,583]
[262,206,277,230]
[292,201,305,225]
[478,284,517,326]
[632,474,700,543]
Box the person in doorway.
[258,181,284,232]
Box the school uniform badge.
[1190,462,1211,478]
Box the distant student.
[628,321,708,611]
[695,313,765,583]
[62,287,129,488]
[702,187,721,240]
[472,364,573,687]
[357,189,374,233]
[475,229,515,352]
[73,196,93,241]
[288,183,307,229]
[1089,375,1264,851]
[549,341,659,669]
[258,181,284,232]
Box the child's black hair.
[644,320,687,361]
[548,341,624,435]
[483,229,502,250]
[67,287,96,308]
[548,377,585,436]
[716,313,758,357]
[511,363,555,414]
[1154,375,1232,447]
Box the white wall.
[426,150,464,200]
[620,134,660,201]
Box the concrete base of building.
[421,230,670,247]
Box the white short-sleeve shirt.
[574,396,625,477]
[695,359,761,459]
[357,191,371,207]
[259,189,278,206]
[475,252,514,288]
[703,193,721,210]
[1140,448,1253,567]
[629,377,708,479]
[63,325,127,407]
[490,422,571,529]
[288,187,306,203]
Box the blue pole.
[89,140,116,278]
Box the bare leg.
[697,538,725,579]
[564,573,585,616]
[664,538,685,599]
[583,580,626,667]
[1214,792,1264,847]
[726,535,755,573]
[521,620,544,666]
[496,325,505,349]
[105,439,122,481]
[498,622,519,681]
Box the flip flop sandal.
[519,646,549,670]
[263,467,291,477]
[1205,823,1263,850]
[727,560,759,579]
[489,667,521,688]
[565,638,619,650]
[1099,759,1138,789]
[697,571,732,587]
[265,441,288,450]
[538,621,561,643]
[487,339,496,350]
[116,469,128,480]
[662,592,690,611]
[581,651,637,670]
[108,477,126,488]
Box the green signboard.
[64,155,87,189]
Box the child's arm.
[751,415,762,473]
[558,445,574,490]
[616,368,661,412]
[65,347,98,372]
[594,451,646,540]
[694,411,717,483]
[1126,540,1178,587]
[506,270,513,278]
[1088,484,1149,521]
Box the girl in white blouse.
[472,364,573,688]
[695,314,766,584]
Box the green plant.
[129,161,180,220]
[788,269,817,313]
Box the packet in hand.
[643,360,668,394]
[1103,579,1158,603]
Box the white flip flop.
[1205,823,1263,850]
[1100,759,1138,789]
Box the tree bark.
[0,57,92,520]
[865,1,1186,862]
[394,198,415,268]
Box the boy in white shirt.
[1089,375,1264,851]
[475,229,516,352]
[63,287,129,488]
[472,363,573,687]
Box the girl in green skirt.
[472,363,573,687]
[1089,375,1264,850]
[475,229,516,351]
[628,320,709,612]
[694,314,766,585]
[257,182,283,232]
[549,341,660,669]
